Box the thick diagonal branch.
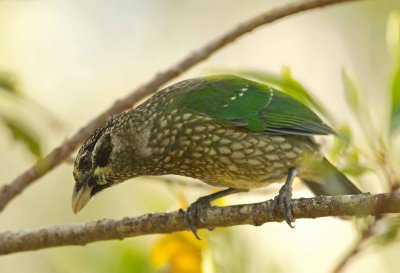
[0,0,362,213]
[0,192,398,255]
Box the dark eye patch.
[79,154,92,170]
[95,133,113,167]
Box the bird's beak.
[72,183,92,214]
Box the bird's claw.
[271,183,295,228]
[184,196,212,240]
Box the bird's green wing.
[176,75,334,135]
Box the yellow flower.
[151,232,206,273]
[150,185,229,273]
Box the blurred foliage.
[0,71,62,158]
[4,121,42,158]
[370,9,400,249]
[391,66,400,134]
[207,230,280,273]
[338,70,373,178]
[0,71,42,157]
[342,69,361,118]
[51,243,153,273]
[388,11,400,135]
[375,216,400,246]
[211,9,400,257]
[0,71,20,95]
[329,123,351,161]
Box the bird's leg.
[185,188,247,240]
[271,167,298,228]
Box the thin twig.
[0,192,398,255]
[0,0,362,213]
[331,188,399,273]
[65,156,75,164]
[331,223,374,273]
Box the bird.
[72,74,361,238]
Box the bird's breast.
[147,114,317,189]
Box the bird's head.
[71,113,154,213]
[72,128,116,214]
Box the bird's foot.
[184,188,245,239]
[270,168,297,228]
[184,196,213,240]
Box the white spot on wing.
[264,89,274,108]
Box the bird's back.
[133,76,325,188]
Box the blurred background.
[1,0,400,272]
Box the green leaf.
[390,64,400,134]
[231,70,285,89]
[375,216,400,245]
[341,164,372,177]
[387,11,400,135]
[386,11,400,62]
[342,69,361,116]
[329,123,351,161]
[280,67,328,116]
[0,71,20,95]
[4,120,42,158]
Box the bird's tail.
[301,157,361,196]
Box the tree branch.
[0,0,362,213]
[331,227,372,273]
[331,189,398,273]
[0,192,398,255]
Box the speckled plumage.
[72,75,360,213]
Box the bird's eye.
[79,155,92,170]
